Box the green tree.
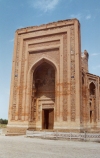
[0,118,8,124]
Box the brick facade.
[7,19,100,134]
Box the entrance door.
[42,109,54,129]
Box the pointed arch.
[89,82,95,95]
[28,56,59,75]
[26,57,59,121]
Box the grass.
[0,124,7,128]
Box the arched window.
[89,82,95,95]
[82,73,84,85]
[82,77,84,85]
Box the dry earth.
[0,135,100,158]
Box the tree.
[0,118,8,124]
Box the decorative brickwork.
[8,19,100,134]
[18,41,26,120]
[70,26,76,122]
[12,36,20,120]
[63,34,67,121]
[28,40,60,48]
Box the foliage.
[0,118,8,124]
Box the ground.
[0,136,100,158]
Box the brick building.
[7,19,100,134]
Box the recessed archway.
[89,82,95,95]
[31,60,56,130]
[89,82,96,123]
[33,62,55,99]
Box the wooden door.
[42,110,44,129]
[48,109,54,129]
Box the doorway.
[42,109,54,130]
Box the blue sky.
[0,0,100,119]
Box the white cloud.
[86,14,91,20]
[92,65,100,70]
[30,0,60,12]
[9,39,14,42]
[95,8,100,13]
[91,53,100,56]
[70,13,82,20]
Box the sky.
[0,0,100,119]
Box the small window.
[89,82,95,95]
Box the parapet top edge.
[16,18,80,34]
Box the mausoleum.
[7,19,100,134]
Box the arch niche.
[89,82,96,123]
[27,58,58,130]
